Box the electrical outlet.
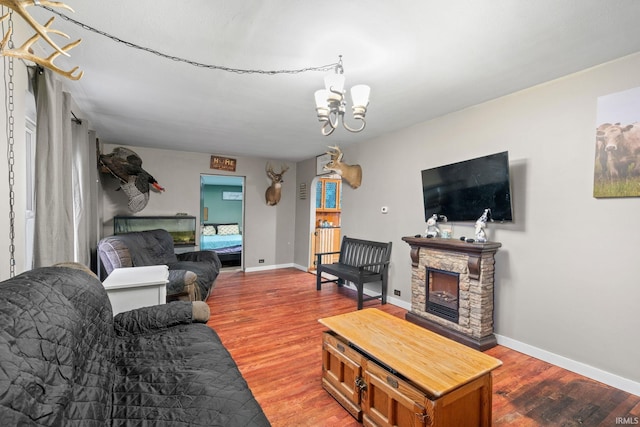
[393,289,401,296]
[258,259,264,263]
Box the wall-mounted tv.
[421,151,513,223]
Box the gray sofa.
[98,229,221,302]
[0,264,270,426]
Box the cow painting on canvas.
[596,123,640,179]
[593,87,640,198]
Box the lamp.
[314,56,370,136]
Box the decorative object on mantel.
[98,147,165,213]
[425,214,448,238]
[474,208,492,243]
[314,55,370,136]
[0,0,83,80]
[265,163,289,206]
[323,145,362,189]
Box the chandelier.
[314,56,370,136]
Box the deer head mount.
[324,145,362,189]
[265,163,289,206]
[0,0,83,80]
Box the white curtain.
[32,68,98,268]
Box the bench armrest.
[316,251,341,266]
[316,251,341,257]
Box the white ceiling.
[26,1,640,161]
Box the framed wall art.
[222,191,243,201]
[593,86,640,198]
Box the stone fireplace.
[402,237,501,350]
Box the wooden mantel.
[402,237,501,280]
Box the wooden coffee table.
[319,308,502,427]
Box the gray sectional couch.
[98,229,221,302]
[0,265,270,426]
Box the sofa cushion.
[113,311,269,426]
[0,266,269,426]
[0,267,114,425]
[124,229,179,266]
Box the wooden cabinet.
[316,178,341,211]
[315,178,341,229]
[311,178,342,271]
[320,309,501,427]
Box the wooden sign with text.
[210,156,237,172]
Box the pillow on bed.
[202,225,216,235]
[217,224,240,235]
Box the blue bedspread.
[201,234,242,251]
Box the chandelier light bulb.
[314,90,330,110]
[350,85,370,108]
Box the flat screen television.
[421,151,513,222]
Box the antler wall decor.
[0,0,82,80]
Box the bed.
[201,223,242,267]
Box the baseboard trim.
[244,263,295,273]
[495,334,640,397]
[330,280,412,310]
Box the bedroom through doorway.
[200,174,245,270]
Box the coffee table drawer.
[363,360,432,427]
[322,332,366,420]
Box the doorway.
[309,175,342,272]
[200,174,245,270]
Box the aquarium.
[113,215,196,246]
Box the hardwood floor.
[206,268,640,426]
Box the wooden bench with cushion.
[316,236,392,310]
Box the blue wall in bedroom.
[202,185,243,227]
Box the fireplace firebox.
[426,268,459,323]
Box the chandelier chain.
[41,6,339,75]
[2,8,17,277]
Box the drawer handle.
[416,412,430,424]
[336,343,345,353]
[355,376,367,392]
[386,375,398,389]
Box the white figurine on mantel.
[475,209,492,243]
[425,214,443,238]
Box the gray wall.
[295,52,640,389]
[100,143,295,270]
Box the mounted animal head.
[265,163,289,206]
[324,145,362,189]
